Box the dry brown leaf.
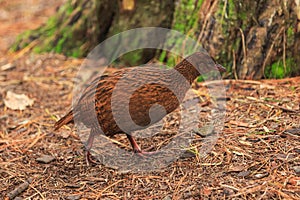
[4,91,34,110]
[228,165,245,172]
[288,177,300,186]
[229,120,251,127]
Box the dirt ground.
[1,1,300,199]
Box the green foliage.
[286,27,295,46]
[265,58,294,79]
[197,71,223,82]
[10,30,33,52]
[32,46,42,54]
[250,129,276,135]
[55,37,66,53]
[44,17,58,37]
[159,0,203,68]
[172,0,202,34]
[71,48,81,58]
[197,76,205,82]
[10,0,85,58]
[118,50,143,66]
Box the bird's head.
[185,51,226,74]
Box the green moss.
[71,48,81,57]
[44,17,58,37]
[10,30,32,51]
[121,51,143,65]
[172,0,202,34]
[166,56,176,68]
[112,49,145,66]
[55,37,66,53]
[33,46,42,53]
[290,86,296,91]
[66,5,74,14]
[159,50,167,63]
[265,58,294,79]
[286,27,294,45]
[197,76,205,82]
[159,0,204,67]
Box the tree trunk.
[194,0,300,79]
[11,0,300,78]
[11,0,174,61]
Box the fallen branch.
[7,178,32,199]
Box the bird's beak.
[215,64,226,72]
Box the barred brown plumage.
[54,51,225,165]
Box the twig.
[262,27,284,78]
[7,179,32,199]
[173,173,188,200]
[232,50,238,80]
[283,28,287,73]
[96,179,124,199]
[195,0,218,50]
[239,28,247,61]
[246,96,299,113]
[220,184,239,192]
[28,184,45,200]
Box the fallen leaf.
[228,164,245,172]
[0,63,15,71]
[36,154,55,164]
[229,120,251,127]
[263,126,270,133]
[239,140,253,146]
[288,177,300,186]
[202,187,211,196]
[4,91,34,110]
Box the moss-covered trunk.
[11,0,174,60]
[11,0,117,57]
[193,0,300,79]
[11,0,300,79]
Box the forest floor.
[1,1,300,199]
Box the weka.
[54,51,225,164]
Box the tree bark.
[11,0,300,78]
[11,0,174,61]
[196,0,300,79]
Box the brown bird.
[54,51,225,164]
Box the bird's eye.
[211,57,217,64]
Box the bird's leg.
[126,134,142,153]
[126,134,156,156]
[85,129,98,165]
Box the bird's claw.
[85,151,99,166]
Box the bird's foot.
[134,149,157,157]
[85,150,99,166]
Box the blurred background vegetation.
[11,0,300,79]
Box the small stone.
[193,125,214,137]
[223,188,235,196]
[237,170,251,177]
[36,155,55,164]
[14,197,23,200]
[254,172,269,179]
[180,150,196,159]
[66,195,81,200]
[162,196,171,200]
[293,166,300,174]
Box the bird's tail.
[54,110,74,131]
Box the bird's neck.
[174,59,200,84]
